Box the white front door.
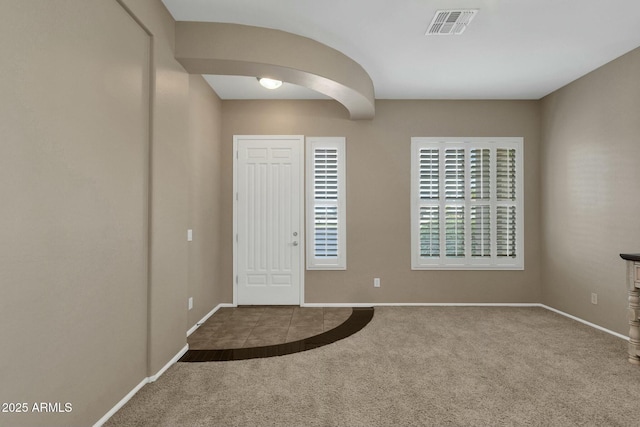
[234,135,304,305]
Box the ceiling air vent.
[426,9,478,36]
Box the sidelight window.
[306,137,346,269]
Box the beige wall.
[221,100,542,304]
[121,0,190,378]
[0,1,150,426]
[540,47,640,335]
[120,0,224,378]
[187,74,224,328]
[0,1,224,426]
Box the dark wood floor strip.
[179,307,374,362]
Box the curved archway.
[175,22,375,120]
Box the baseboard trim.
[187,303,235,337]
[93,377,147,427]
[302,302,541,308]
[539,304,628,341]
[303,302,629,341]
[93,344,189,427]
[149,344,188,383]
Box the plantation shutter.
[470,148,491,257]
[419,206,440,257]
[313,149,339,258]
[306,137,346,270]
[419,149,440,257]
[444,148,465,257]
[411,138,523,270]
[496,148,517,258]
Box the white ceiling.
[162,0,640,100]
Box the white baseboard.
[302,302,540,308]
[93,377,147,427]
[93,343,189,427]
[539,304,628,341]
[187,303,235,337]
[148,344,188,383]
[303,302,629,341]
[97,302,236,426]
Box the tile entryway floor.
[188,306,353,350]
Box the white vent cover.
[426,9,478,36]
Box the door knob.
[292,241,299,246]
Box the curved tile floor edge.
[179,307,374,362]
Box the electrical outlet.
[591,293,598,305]
[374,278,381,288]
[188,297,193,310]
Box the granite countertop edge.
[620,253,640,262]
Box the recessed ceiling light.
[257,77,283,90]
[426,9,478,36]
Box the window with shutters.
[411,137,523,270]
[306,137,346,270]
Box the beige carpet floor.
[105,307,640,426]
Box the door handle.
[292,241,299,246]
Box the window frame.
[306,137,347,270]
[410,137,524,270]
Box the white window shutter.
[306,137,346,270]
[496,147,518,258]
[470,148,491,258]
[445,205,465,257]
[411,137,523,270]
[496,206,517,257]
[471,205,491,257]
[418,148,440,258]
[419,206,440,257]
[470,148,490,200]
[419,148,439,200]
[444,148,465,199]
[496,148,517,201]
